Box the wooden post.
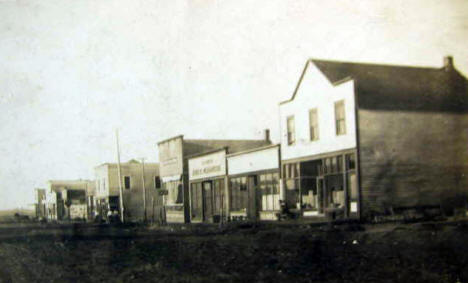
[140,158,147,223]
[151,196,155,224]
[343,154,348,218]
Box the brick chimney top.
[264,129,270,143]
[443,56,453,71]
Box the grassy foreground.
[0,221,467,282]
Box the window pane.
[335,100,346,135]
[272,173,279,182]
[287,116,295,145]
[266,174,272,195]
[331,157,337,173]
[155,176,161,189]
[309,109,319,141]
[124,176,130,189]
[337,156,343,172]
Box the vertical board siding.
[358,109,468,217]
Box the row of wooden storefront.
[160,142,361,224]
[187,145,282,223]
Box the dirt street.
[0,221,467,282]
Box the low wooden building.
[158,133,271,223]
[46,180,93,221]
[188,148,227,223]
[34,188,46,219]
[279,56,468,220]
[227,144,281,221]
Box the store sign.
[159,137,184,177]
[227,146,279,175]
[189,150,226,180]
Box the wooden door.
[191,183,203,221]
[213,179,224,218]
[247,176,258,220]
[203,181,213,222]
[317,177,325,214]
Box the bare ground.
[0,220,467,282]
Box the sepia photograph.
[1,0,468,282]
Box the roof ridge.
[309,57,443,70]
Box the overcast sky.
[1,0,467,210]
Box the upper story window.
[334,100,346,135]
[309,108,319,141]
[287,116,295,145]
[154,176,161,189]
[124,176,131,189]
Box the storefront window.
[301,178,317,210]
[259,172,280,211]
[230,177,248,211]
[213,179,225,214]
[166,181,183,205]
[337,156,343,172]
[326,175,345,209]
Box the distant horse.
[14,213,30,223]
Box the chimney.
[264,129,270,143]
[443,56,453,71]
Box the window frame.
[124,176,131,190]
[154,176,161,189]
[334,100,346,136]
[286,115,296,145]
[309,108,319,141]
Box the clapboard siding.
[358,109,468,217]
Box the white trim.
[162,175,181,182]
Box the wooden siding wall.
[107,164,162,222]
[358,109,468,217]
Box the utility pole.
[116,129,125,223]
[140,157,147,223]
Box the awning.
[162,175,182,182]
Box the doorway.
[247,175,258,220]
[202,181,213,222]
[316,177,325,214]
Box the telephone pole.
[116,129,125,223]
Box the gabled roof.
[281,57,468,113]
[95,160,159,168]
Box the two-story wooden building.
[94,160,161,223]
[279,56,468,220]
